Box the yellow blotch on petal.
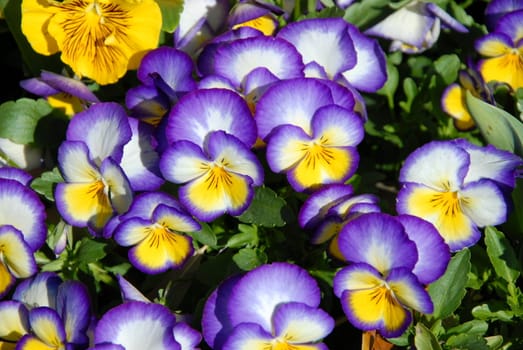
[406,186,473,246]
[271,341,318,350]
[0,341,16,350]
[348,283,409,334]
[62,180,113,229]
[21,0,60,55]
[186,162,250,214]
[47,93,85,117]
[291,140,352,190]
[134,224,192,270]
[18,336,60,350]
[480,50,523,90]
[0,262,15,296]
[442,85,475,131]
[232,15,277,36]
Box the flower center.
[430,190,461,218]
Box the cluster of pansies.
[1,0,523,349]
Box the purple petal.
[0,167,32,186]
[56,281,91,345]
[222,322,273,349]
[137,47,196,93]
[116,275,150,303]
[337,213,418,274]
[121,191,183,221]
[255,78,335,140]
[339,24,387,93]
[227,262,321,332]
[298,184,354,229]
[426,3,468,33]
[213,36,304,88]
[94,301,179,350]
[13,272,62,308]
[120,118,164,192]
[165,88,256,148]
[202,275,242,350]
[172,322,202,350]
[0,179,47,251]
[397,215,450,284]
[66,102,132,164]
[277,17,357,78]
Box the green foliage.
[157,0,184,33]
[0,98,52,144]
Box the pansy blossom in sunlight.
[228,0,282,35]
[113,192,200,274]
[333,213,450,338]
[160,130,263,222]
[396,139,523,251]
[202,262,334,350]
[21,0,162,85]
[475,9,523,91]
[55,102,134,233]
[0,169,46,299]
[365,0,468,54]
[256,78,364,192]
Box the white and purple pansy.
[333,213,449,338]
[202,262,333,350]
[113,191,200,274]
[160,130,264,222]
[396,139,522,251]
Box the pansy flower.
[161,130,264,222]
[113,192,200,274]
[256,78,364,191]
[202,262,334,350]
[475,9,523,91]
[92,301,181,350]
[276,17,387,92]
[365,0,468,54]
[20,70,99,117]
[298,184,380,260]
[333,213,449,338]
[126,47,197,125]
[21,0,162,85]
[396,139,522,251]
[485,0,523,31]
[441,66,495,131]
[55,103,133,232]
[0,169,46,298]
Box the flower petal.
[272,302,334,343]
[337,213,418,274]
[227,262,321,332]
[0,301,29,341]
[12,272,62,309]
[441,84,475,131]
[56,281,91,345]
[223,323,273,350]
[397,215,450,284]
[298,184,354,229]
[460,179,507,227]
[94,301,179,350]
[399,140,470,192]
[66,103,132,164]
[28,307,67,348]
[165,88,256,148]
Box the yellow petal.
[480,53,523,90]
[47,0,162,85]
[442,85,475,130]
[21,0,60,55]
[232,15,277,36]
[0,262,15,297]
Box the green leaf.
[156,0,184,33]
[446,333,489,350]
[434,54,461,86]
[471,304,514,322]
[414,323,442,350]
[484,226,521,283]
[377,57,400,109]
[226,224,258,249]
[0,98,53,144]
[465,91,523,157]
[75,238,108,268]
[428,249,471,319]
[238,186,287,227]
[31,167,64,201]
[232,248,267,271]
[190,222,218,249]
[343,0,394,30]
[446,320,488,337]
[399,77,418,113]
[485,336,504,350]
